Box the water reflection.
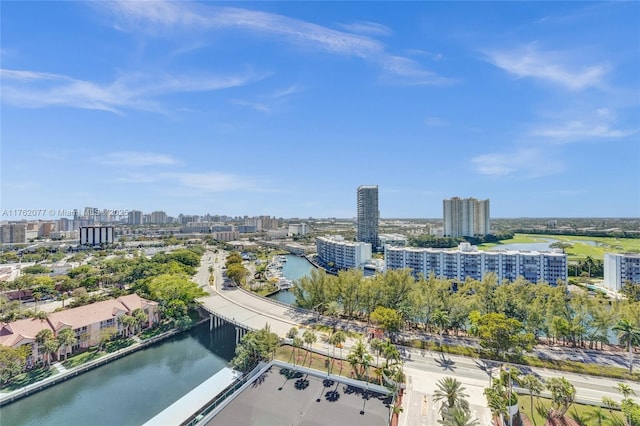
[1,322,236,426]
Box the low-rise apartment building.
[0,294,158,367]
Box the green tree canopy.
[476,312,534,357]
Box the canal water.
[268,255,315,305]
[0,322,237,426]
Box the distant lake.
[489,240,556,252]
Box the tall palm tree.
[302,329,317,364]
[518,374,544,421]
[35,328,54,365]
[369,337,384,367]
[484,387,508,426]
[433,377,470,415]
[57,328,76,361]
[613,319,640,374]
[616,383,637,400]
[438,406,479,426]
[292,336,304,367]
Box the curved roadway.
[194,251,640,425]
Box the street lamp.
[505,366,513,426]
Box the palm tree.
[330,330,346,360]
[370,337,384,367]
[583,407,608,426]
[519,374,544,421]
[612,319,640,375]
[433,309,450,335]
[57,328,76,361]
[292,336,304,367]
[438,406,479,426]
[36,328,54,365]
[433,377,470,415]
[382,339,401,368]
[616,383,637,400]
[132,308,148,333]
[484,387,508,426]
[302,329,317,364]
[43,339,60,366]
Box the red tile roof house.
[0,294,158,367]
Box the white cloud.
[484,43,608,91]
[1,68,262,113]
[99,1,449,86]
[231,99,271,113]
[95,151,181,167]
[532,108,637,142]
[471,148,564,177]
[337,21,392,36]
[533,121,636,140]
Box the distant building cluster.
[385,242,567,285]
[604,253,640,291]
[443,197,490,237]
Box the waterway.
[268,255,315,305]
[0,322,237,426]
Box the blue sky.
[1,1,639,219]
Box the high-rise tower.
[357,185,379,249]
[443,197,490,237]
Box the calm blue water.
[0,322,236,426]
[268,255,315,305]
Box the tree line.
[293,269,640,359]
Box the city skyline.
[2,2,639,219]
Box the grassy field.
[479,234,640,261]
[518,394,625,426]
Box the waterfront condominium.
[443,197,490,237]
[604,252,640,292]
[357,185,379,249]
[385,242,567,285]
[316,235,372,270]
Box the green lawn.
[518,395,625,426]
[63,350,103,368]
[0,366,58,392]
[479,234,640,261]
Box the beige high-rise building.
[443,197,490,237]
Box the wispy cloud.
[99,1,449,86]
[1,68,263,113]
[483,43,608,91]
[95,151,181,167]
[534,121,636,140]
[424,116,449,127]
[162,172,261,192]
[231,99,271,113]
[471,148,564,177]
[337,21,392,37]
[532,108,637,142]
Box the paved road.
[195,251,640,425]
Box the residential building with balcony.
[385,242,567,285]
